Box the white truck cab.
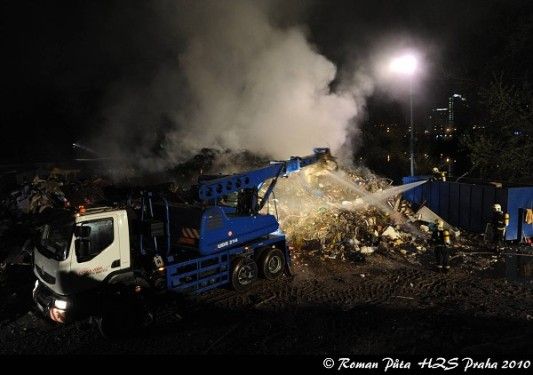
[33,207,132,322]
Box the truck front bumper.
[33,280,72,323]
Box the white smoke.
[97,0,373,169]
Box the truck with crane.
[32,148,335,335]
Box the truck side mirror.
[75,239,92,259]
[74,225,91,238]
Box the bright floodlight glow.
[389,54,418,76]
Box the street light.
[390,54,418,176]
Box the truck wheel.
[231,257,258,292]
[96,302,135,338]
[259,248,285,280]
[96,289,147,338]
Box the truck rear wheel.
[259,248,285,280]
[231,257,258,292]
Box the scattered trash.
[382,226,400,240]
[414,206,461,238]
[392,296,414,300]
[360,246,376,255]
[254,295,277,309]
[270,164,437,264]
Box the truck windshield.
[37,219,73,261]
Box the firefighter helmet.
[493,203,502,212]
[432,167,439,173]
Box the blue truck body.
[138,148,333,294]
[166,234,288,294]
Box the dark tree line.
[462,76,533,182]
[459,1,533,183]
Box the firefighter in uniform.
[491,203,509,248]
[431,167,447,182]
[431,219,451,272]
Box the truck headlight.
[54,299,68,310]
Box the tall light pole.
[409,76,414,176]
[390,54,418,176]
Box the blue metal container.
[402,177,533,240]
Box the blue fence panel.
[470,185,484,232]
[496,188,508,212]
[402,176,428,204]
[414,183,423,203]
[481,186,494,231]
[459,184,472,229]
[421,182,431,206]
[448,183,460,227]
[402,176,532,238]
[506,187,533,240]
[428,181,438,214]
[439,182,450,220]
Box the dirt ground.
[0,246,532,355]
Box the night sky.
[2,0,532,164]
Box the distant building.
[448,93,468,129]
[428,107,449,139]
[427,93,469,140]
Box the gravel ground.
[0,247,532,355]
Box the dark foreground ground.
[0,248,532,355]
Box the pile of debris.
[2,176,111,218]
[270,164,435,263]
[0,151,481,269]
[6,176,68,215]
[0,174,113,265]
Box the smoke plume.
[96,0,373,169]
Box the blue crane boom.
[139,147,336,294]
[197,147,334,204]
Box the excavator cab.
[236,188,259,215]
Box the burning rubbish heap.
[0,149,490,271]
[270,164,433,263]
[166,150,439,264]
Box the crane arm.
[197,147,334,202]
